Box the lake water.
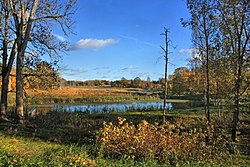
[29,100,203,115]
[51,101,172,113]
[29,101,172,115]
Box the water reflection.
[28,100,204,116]
[51,101,172,114]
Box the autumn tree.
[172,67,190,95]
[120,77,131,88]
[132,77,142,88]
[146,77,153,90]
[187,54,204,95]
[23,61,60,90]
[0,0,76,123]
[184,0,249,141]
[218,0,250,142]
[183,0,219,123]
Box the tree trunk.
[0,3,10,118]
[0,49,8,118]
[0,74,9,118]
[232,76,241,142]
[0,48,17,119]
[16,52,24,124]
[206,57,210,124]
[163,59,168,123]
[204,19,210,124]
[0,42,17,119]
[232,56,242,142]
[14,0,39,124]
[162,28,169,123]
[0,77,9,115]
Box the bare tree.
[161,27,169,123]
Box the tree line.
[60,77,163,90]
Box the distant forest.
[59,67,205,96]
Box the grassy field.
[7,87,202,108]
[20,87,161,105]
[0,107,249,166]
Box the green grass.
[1,132,248,167]
[0,132,96,166]
[24,95,162,105]
[0,107,249,166]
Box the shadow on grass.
[1,107,250,166]
[0,109,205,146]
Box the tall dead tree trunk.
[161,28,169,123]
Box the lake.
[52,101,172,113]
[28,100,203,116]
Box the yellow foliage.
[98,117,229,164]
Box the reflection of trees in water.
[29,101,173,115]
[27,101,206,117]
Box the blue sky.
[55,0,193,81]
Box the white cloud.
[191,52,202,61]
[118,34,158,48]
[121,65,138,71]
[131,71,148,78]
[101,76,109,79]
[73,38,118,50]
[62,67,88,76]
[93,66,110,70]
[179,48,195,54]
[53,34,67,42]
[181,48,203,60]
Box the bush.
[98,117,230,165]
